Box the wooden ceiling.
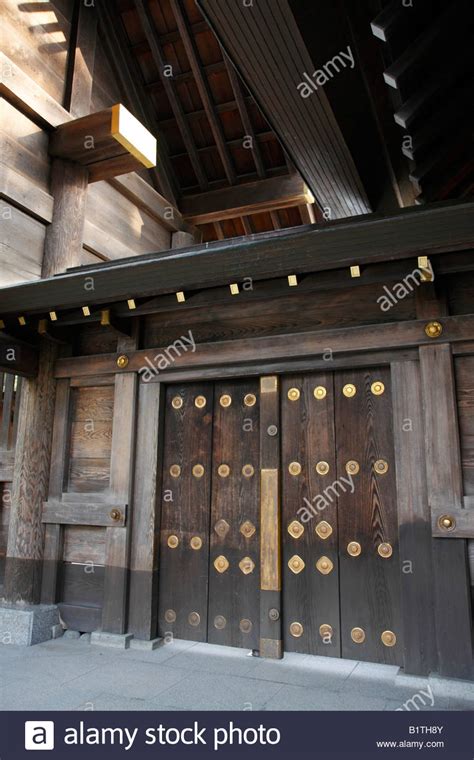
[101,0,472,243]
[371,0,474,204]
[111,0,319,241]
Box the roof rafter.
[134,0,209,191]
[169,0,237,185]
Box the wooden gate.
[158,368,403,665]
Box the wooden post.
[41,379,71,604]
[391,361,436,675]
[4,342,58,603]
[128,382,165,639]
[101,336,138,633]
[42,159,88,278]
[259,375,282,658]
[416,285,473,679]
[419,344,473,678]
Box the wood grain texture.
[197,0,369,216]
[65,0,97,118]
[42,499,126,527]
[55,314,474,380]
[4,341,57,603]
[42,159,88,278]
[66,384,114,494]
[102,361,137,633]
[157,382,214,642]
[208,379,260,650]
[281,372,340,657]
[391,360,436,675]
[335,367,403,666]
[128,381,164,639]
[455,356,474,496]
[41,377,70,604]
[419,343,473,678]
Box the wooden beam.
[42,500,127,527]
[240,217,253,235]
[53,314,474,380]
[146,60,227,91]
[197,0,370,217]
[0,333,38,377]
[169,0,236,185]
[182,174,314,224]
[223,51,265,179]
[97,0,178,204]
[109,174,195,234]
[65,0,98,118]
[214,221,225,240]
[0,163,54,224]
[0,52,70,130]
[49,104,157,175]
[169,129,276,160]
[134,0,208,191]
[0,201,472,316]
[131,19,209,51]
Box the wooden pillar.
[4,342,58,603]
[41,0,96,278]
[259,375,282,658]
[101,336,138,633]
[417,284,473,679]
[42,159,88,278]
[128,382,165,639]
[391,361,436,675]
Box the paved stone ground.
[1,637,473,711]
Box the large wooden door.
[157,379,260,649]
[281,367,403,665]
[158,369,402,666]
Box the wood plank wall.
[0,0,175,288]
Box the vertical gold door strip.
[260,468,281,591]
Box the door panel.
[281,373,340,656]
[335,367,403,665]
[157,383,214,642]
[157,368,404,668]
[207,379,260,649]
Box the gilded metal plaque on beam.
[260,376,278,394]
[260,468,281,591]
